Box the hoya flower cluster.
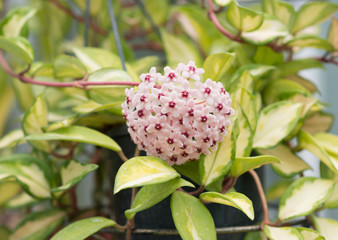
[121,61,234,165]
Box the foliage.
[0,0,337,239]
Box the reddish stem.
[0,51,140,88]
[249,169,271,229]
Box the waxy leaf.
[87,68,132,105]
[0,36,34,63]
[0,129,24,149]
[278,177,334,221]
[230,155,280,177]
[53,55,87,79]
[161,30,202,68]
[257,144,311,178]
[0,7,36,37]
[199,120,235,188]
[287,75,318,93]
[226,2,264,32]
[0,226,10,240]
[0,154,51,199]
[215,0,231,7]
[291,2,338,33]
[313,216,338,240]
[72,101,121,114]
[287,36,335,52]
[203,52,235,82]
[6,191,38,209]
[51,160,98,193]
[200,191,254,220]
[264,226,303,240]
[266,179,293,201]
[51,217,116,240]
[298,131,338,174]
[303,112,334,134]
[328,17,338,50]
[262,0,296,28]
[22,95,50,151]
[253,101,303,149]
[276,59,323,78]
[171,191,216,240]
[242,16,289,45]
[0,180,21,206]
[297,227,324,240]
[9,209,65,240]
[114,156,180,194]
[125,178,194,219]
[313,132,338,157]
[263,79,311,105]
[24,125,121,152]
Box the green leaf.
[257,144,311,178]
[0,180,21,206]
[72,100,121,114]
[51,217,116,240]
[241,15,289,45]
[51,160,98,193]
[0,36,34,63]
[0,129,24,149]
[214,0,231,7]
[253,101,303,149]
[263,79,311,105]
[200,191,254,220]
[298,131,338,174]
[264,226,303,240]
[173,5,221,54]
[0,79,13,137]
[266,179,293,201]
[199,120,235,188]
[161,30,202,68]
[302,112,334,135]
[6,191,38,209]
[226,2,264,32]
[235,106,254,157]
[174,160,201,186]
[297,227,324,240]
[53,54,87,79]
[244,231,267,240]
[275,59,323,78]
[287,75,318,93]
[262,0,296,28]
[0,226,10,240]
[87,68,132,105]
[230,155,280,177]
[203,52,235,82]
[24,125,121,152]
[0,7,37,37]
[278,177,334,221]
[125,178,194,219]
[171,191,216,240]
[9,209,65,240]
[313,216,338,240]
[287,36,335,52]
[114,156,180,194]
[0,154,51,199]
[73,47,139,81]
[22,95,50,151]
[313,132,338,157]
[328,17,338,50]
[291,2,338,34]
[253,46,284,65]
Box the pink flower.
[122,61,234,165]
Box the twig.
[48,0,108,36]
[106,0,127,71]
[126,187,137,240]
[0,51,139,88]
[249,169,271,229]
[188,185,205,196]
[117,150,129,162]
[207,0,243,42]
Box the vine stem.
[0,51,139,88]
[207,0,244,42]
[248,169,271,228]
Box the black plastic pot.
[106,125,264,240]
